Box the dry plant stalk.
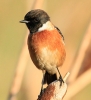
[68,22,91,83]
[8,0,44,100]
[38,72,70,100]
[64,22,91,100]
[64,69,91,100]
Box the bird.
[20,9,66,94]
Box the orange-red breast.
[20,9,66,90]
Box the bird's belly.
[28,30,66,74]
[29,46,58,74]
[37,47,58,74]
[28,44,65,74]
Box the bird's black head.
[20,9,50,33]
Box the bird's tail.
[44,71,57,85]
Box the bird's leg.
[57,67,64,85]
[40,70,45,95]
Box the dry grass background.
[0,0,91,100]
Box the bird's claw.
[59,76,64,86]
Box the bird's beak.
[20,20,30,23]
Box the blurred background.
[0,0,91,100]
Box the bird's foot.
[38,89,43,99]
[56,67,64,86]
[40,88,44,95]
[38,88,46,99]
[59,76,64,86]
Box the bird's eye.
[34,18,39,23]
